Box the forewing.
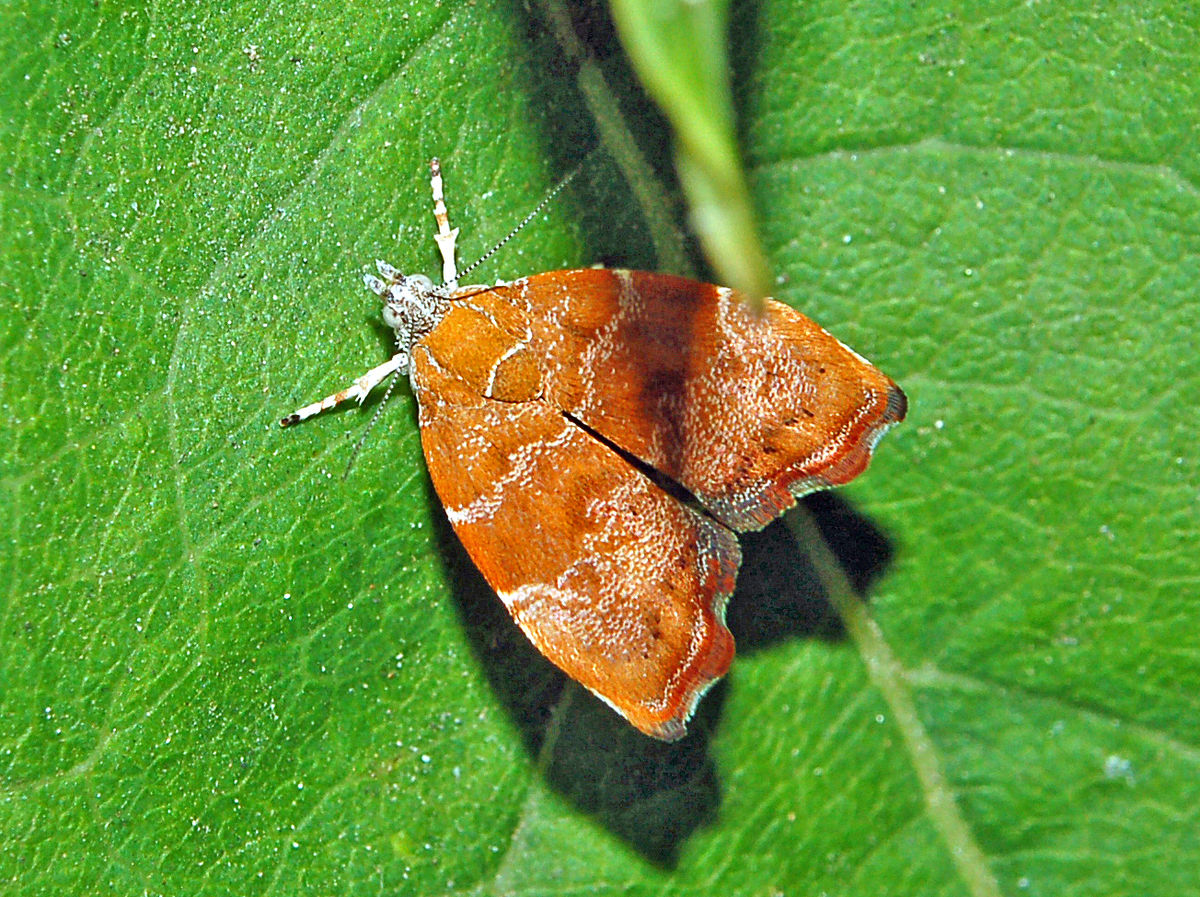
[509,269,907,531]
[411,323,739,741]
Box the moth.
[283,160,906,740]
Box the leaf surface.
[2,1,1196,895]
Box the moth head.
[363,262,445,349]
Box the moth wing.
[515,269,907,531]
[411,334,739,741]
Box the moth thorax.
[375,272,445,345]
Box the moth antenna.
[454,154,590,283]
[342,363,403,480]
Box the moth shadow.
[728,491,897,650]
[430,483,896,869]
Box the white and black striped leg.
[279,351,408,427]
[429,157,460,287]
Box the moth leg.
[279,351,408,427]
[429,157,460,287]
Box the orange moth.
[283,160,905,740]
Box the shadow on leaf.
[730,491,897,649]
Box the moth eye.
[407,274,434,293]
[382,304,403,329]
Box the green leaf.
[3,1,1197,896]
